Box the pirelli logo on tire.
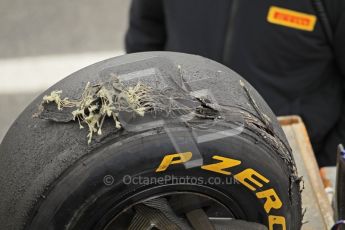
[267,6,317,32]
[156,152,286,230]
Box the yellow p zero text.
[156,152,287,229]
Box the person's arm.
[322,1,345,166]
[334,6,345,75]
[125,0,166,53]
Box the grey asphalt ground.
[0,0,130,143]
[0,0,129,58]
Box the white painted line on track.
[0,51,124,94]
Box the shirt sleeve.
[125,0,166,53]
[333,2,345,76]
[322,1,345,166]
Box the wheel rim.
[104,192,234,229]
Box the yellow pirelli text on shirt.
[267,6,317,31]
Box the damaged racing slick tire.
[0,52,302,230]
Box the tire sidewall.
[27,129,300,230]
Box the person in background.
[125,0,345,168]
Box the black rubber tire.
[0,52,302,230]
